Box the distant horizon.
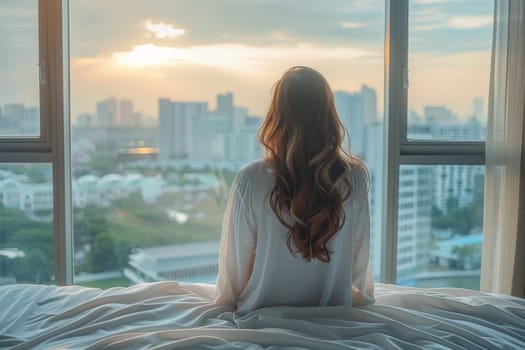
[1,88,487,125]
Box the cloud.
[414,0,450,4]
[446,16,493,29]
[145,20,186,39]
[341,21,363,29]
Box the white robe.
[216,159,374,314]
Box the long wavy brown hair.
[259,66,367,262]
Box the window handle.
[39,60,47,85]
[403,67,409,89]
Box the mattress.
[0,282,524,349]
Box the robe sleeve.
[351,189,375,306]
[215,171,256,306]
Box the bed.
[0,282,524,349]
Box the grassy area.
[107,192,224,247]
[108,211,221,247]
[77,277,131,289]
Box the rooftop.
[133,240,219,259]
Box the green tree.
[432,195,484,235]
[13,248,53,283]
[0,205,29,244]
[114,239,132,270]
[89,155,118,174]
[10,227,53,255]
[74,206,109,248]
[74,206,111,272]
[452,244,480,270]
[89,233,119,272]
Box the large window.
[69,0,386,287]
[0,1,40,137]
[0,163,54,284]
[396,164,484,289]
[407,0,493,140]
[382,0,492,285]
[0,0,494,289]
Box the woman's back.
[215,66,374,313]
[216,159,374,314]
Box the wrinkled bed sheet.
[0,282,524,349]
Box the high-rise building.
[233,107,248,131]
[191,117,226,161]
[2,103,39,135]
[76,113,95,128]
[119,99,134,126]
[4,103,25,133]
[473,97,484,120]
[96,98,117,127]
[424,106,458,125]
[408,110,422,125]
[430,118,485,141]
[4,103,25,122]
[0,106,6,131]
[362,123,434,280]
[216,92,234,121]
[397,166,433,277]
[133,112,143,127]
[366,123,384,277]
[334,91,366,157]
[361,85,378,125]
[434,165,484,215]
[158,98,208,160]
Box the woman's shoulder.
[234,159,274,189]
[237,159,273,178]
[345,162,370,194]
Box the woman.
[216,66,374,313]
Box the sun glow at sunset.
[112,43,376,69]
[113,44,183,66]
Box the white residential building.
[434,165,484,214]
[0,177,53,215]
[124,240,220,283]
[73,173,164,208]
[397,166,433,276]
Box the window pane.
[407,0,493,141]
[70,0,385,288]
[0,163,54,284]
[396,165,484,290]
[0,1,40,137]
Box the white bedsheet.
[0,282,524,349]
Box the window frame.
[1,0,488,286]
[0,0,73,285]
[382,0,487,283]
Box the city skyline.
[0,89,487,137]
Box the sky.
[0,0,494,121]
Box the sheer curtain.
[481,0,525,297]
